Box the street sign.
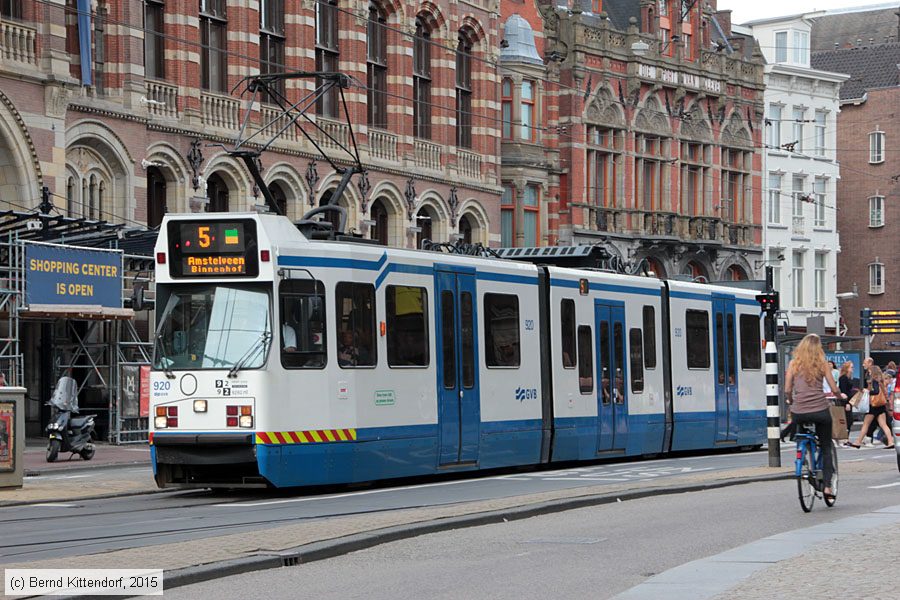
[859,308,900,335]
[870,310,900,317]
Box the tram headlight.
[239,415,253,428]
[193,399,208,413]
[154,416,168,429]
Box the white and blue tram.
[149,213,766,488]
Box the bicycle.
[795,423,839,512]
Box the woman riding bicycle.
[784,333,846,501]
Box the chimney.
[640,0,655,34]
[716,9,733,37]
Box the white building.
[742,15,848,332]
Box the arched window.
[207,173,229,212]
[88,175,97,219]
[319,189,341,232]
[367,2,388,129]
[147,167,167,227]
[456,31,473,148]
[98,181,105,219]
[370,198,389,245]
[459,214,473,244]
[413,17,432,139]
[501,78,512,139]
[269,181,288,217]
[416,206,434,248]
[66,177,76,217]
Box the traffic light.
[756,291,779,315]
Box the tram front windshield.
[154,285,271,370]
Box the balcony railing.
[369,129,398,162]
[792,215,805,237]
[415,139,442,171]
[457,149,482,180]
[144,80,178,119]
[201,92,240,130]
[316,117,349,151]
[261,106,298,142]
[0,19,37,67]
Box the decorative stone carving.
[357,169,370,213]
[404,178,417,220]
[448,186,459,227]
[305,160,319,197]
[186,139,203,191]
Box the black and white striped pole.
[757,266,781,467]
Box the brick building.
[812,39,900,347]
[498,0,766,281]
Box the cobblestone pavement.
[712,520,899,600]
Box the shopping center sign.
[24,243,123,308]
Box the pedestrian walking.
[846,364,894,449]
[837,361,856,434]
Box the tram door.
[712,296,739,442]
[435,266,480,465]
[595,301,627,453]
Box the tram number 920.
[153,381,171,392]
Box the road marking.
[31,503,77,508]
[868,482,900,489]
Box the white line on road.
[868,482,900,489]
[31,503,77,508]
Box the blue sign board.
[825,351,863,380]
[25,244,122,308]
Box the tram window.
[280,279,326,369]
[335,282,376,368]
[561,299,576,368]
[613,322,625,404]
[484,293,520,368]
[739,314,762,370]
[685,310,710,369]
[577,325,593,393]
[441,291,456,388]
[726,313,736,384]
[629,328,644,393]
[386,285,429,367]
[460,292,475,388]
[642,305,656,369]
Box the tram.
[149,213,766,488]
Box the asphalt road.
[153,449,900,600]
[0,446,801,564]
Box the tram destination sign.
[24,243,122,308]
[167,219,259,278]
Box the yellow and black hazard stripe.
[255,429,357,444]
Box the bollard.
[765,341,781,467]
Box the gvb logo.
[676,386,693,397]
[515,387,538,402]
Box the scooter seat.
[69,415,95,429]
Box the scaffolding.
[0,209,157,443]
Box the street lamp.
[835,283,858,338]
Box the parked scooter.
[45,371,95,462]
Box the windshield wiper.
[154,329,176,379]
[228,331,272,378]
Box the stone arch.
[633,93,671,134]
[264,161,306,220]
[456,198,489,246]
[368,180,405,246]
[202,152,252,212]
[719,255,754,282]
[584,85,626,127]
[680,257,711,282]
[643,255,668,279]
[416,1,447,36]
[315,171,362,234]
[679,100,713,142]
[0,90,41,211]
[66,120,134,222]
[414,189,448,247]
[144,141,191,215]
[721,112,752,148]
[459,14,486,45]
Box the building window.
[813,178,826,227]
[520,80,535,141]
[792,107,804,153]
[683,33,692,60]
[1,0,21,18]
[589,126,624,210]
[792,30,809,65]
[484,293,520,367]
[769,249,782,292]
[144,0,165,80]
[869,130,885,164]
[792,175,805,218]
[200,0,227,92]
[774,31,787,63]
[259,0,285,104]
[636,134,665,212]
[792,251,804,307]
[814,110,826,156]
[456,32,473,148]
[501,79,512,139]
[315,0,339,118]
[522,184,540,247]
[501,185,514,247]
[768,104,782,149]
[869,195,884,227]
[869,262,884,295]
[386,286,429,367]
[814,252,826,309]
[721,148,749,222]
[681,142,709,216]
[767,173,781,224]
[366,3,388,128]
[413,18,432,139]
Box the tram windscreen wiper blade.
[227,331,271,378]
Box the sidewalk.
[23,438,151,475]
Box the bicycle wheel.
[825,441,838,507]
[797,446,816,512]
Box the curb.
[24,460,151,478]
[149,470,792,595]
[0,487,174,508]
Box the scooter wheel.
[47,439,60,462]
[80,445,95,461]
